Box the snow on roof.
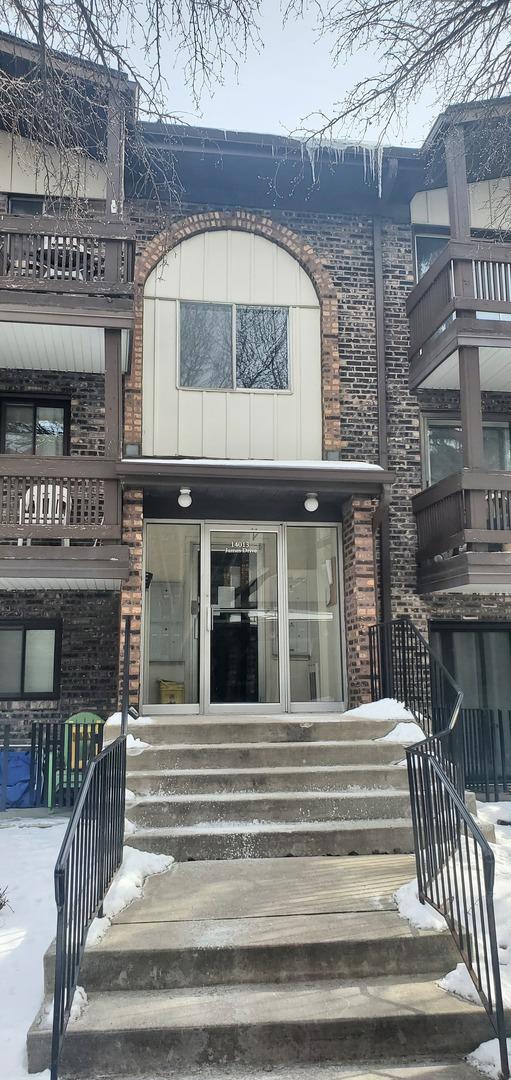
[122,457,383,471]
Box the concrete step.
[27,975,493,1076]
[43,910,455,993]
[112,717,397,745]
[126,764,410,796]
[127,790,411,828]
[82,1065,484,1080]
[126,818,415,859]
[126,741,405,771]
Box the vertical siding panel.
[142,231,322,461]
[251,234,276,303]
[250,394,275,458]
[229,231,252,302]
[226,394,250,458]
[142,298,155,455]
[205,230,228,300]
[154,299,178,456]
[203,394,228,457]
[178,390,203,456]
[179,233,205,298]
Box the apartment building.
[1,30,511,729]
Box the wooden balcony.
[407,240,511,389]
[413,469,511,593]
[0,215,135,328]
[0,457,129,588]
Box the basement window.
[0,620,61,699]
[179,301,289,391]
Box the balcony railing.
[407,239,511,360]
[0,457,121,541]
[0,215,135,296]
[413,469,511,563]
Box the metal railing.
[407,749,509,1079]
[370,617,509,1077]
[50,615,131,1080]
[463,707,511,802]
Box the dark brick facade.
[1,590,120,735]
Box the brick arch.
[124,210,341,453]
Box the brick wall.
[341,498,378,705]
[119,489,144,710]
[0,369,106,456]
[1,590,120,735]
[124,199,511,707]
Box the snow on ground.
[86,845,173,947]
[0,816,67,1080]
[126,733,150,754]
[394,877,447,932]
[467,1038,511,1078]
[438,963,481,1004]
[343,698,415,721]
[105,711,155,727]
[376,721,426,744]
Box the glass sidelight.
[287,526,342,704]
[207,529,280,705]
[144,523,201,705]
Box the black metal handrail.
[407,744,509,1079]
[50,615,131,1080]
[462,706,511,802]
[370,616,509,1078]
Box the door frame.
[141,518,346,715]
[203,522,286,715]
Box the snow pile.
[125,787,136,804]
[105,711,154,727]
[467,1038,511,1078]
[343,698,415,721]
[376,721,426,744]
[394,877,447,931]
[126,733,149,755]
[0,817,67,1079]
[86,845,173,947]
[124,818,137,837]
[69,986,88,1023]
[438,963,480,1004]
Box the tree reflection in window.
[180,301,233,388]
[236,306,288,390]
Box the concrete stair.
[28,854,492,1077]
[27,714,490,1077]
[123,714,413,859]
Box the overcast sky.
[166,4,437,148]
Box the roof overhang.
[119,458,393,494]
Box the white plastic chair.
[18,483,71,546]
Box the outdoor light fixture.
[304,492,319,513]
[178,487,192,508]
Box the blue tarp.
[0,750,32,809]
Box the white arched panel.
[143,230,322,460]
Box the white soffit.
[0,577,122,591]
[421,347,511,392]
[0,323,129,373]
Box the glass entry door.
[204,527,282,711]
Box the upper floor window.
[425,418,511,486]
[1,399,67,456]
[179,301,289,391]
[0,619,61,699]
[8,195,44,216]
[415,233,448,280]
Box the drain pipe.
[372,216,393,626]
